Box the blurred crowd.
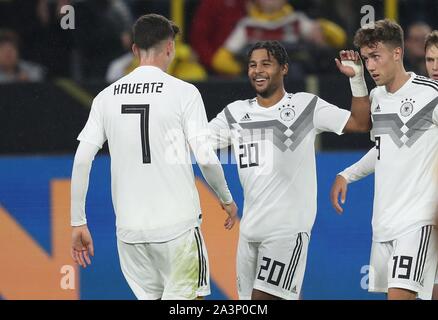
[0,0,437,83]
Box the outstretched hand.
[71,225,94,268]
[221,201,238,230]
[335,50,363,78]
[330,175,348,214]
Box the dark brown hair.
[353,19,404,50]
[133,14,180,50]
[425,30,438,51]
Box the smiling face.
[247,48,288,98]
[425,45,438,80]
[360,41,402,86]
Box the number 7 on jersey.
[121,104,151,164]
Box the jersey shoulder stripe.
[412,77,438,92]
[414,75,438,84]
[413,76,438,88]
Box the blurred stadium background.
[0,0,436,300]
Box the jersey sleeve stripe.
[412,80,438,92]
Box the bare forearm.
[350,96,371,131]
[336,50,371,132]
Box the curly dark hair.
[353,19,404,50]
[247,41,289,66]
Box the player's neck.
[385,67,410,93]
[256,89,285,108]
[138,56,168,72]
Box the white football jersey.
[370,73,438,242]
[209,92,350,241]
[78,66,210,243]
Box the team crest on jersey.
[280,108,295,121]
[400,98,414,117]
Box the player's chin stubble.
[255,82,278,99]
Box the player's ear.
[166,39,175,57]
[132,44,139,58]
[393,47,403,62]
[282,63,289,76]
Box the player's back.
[88,66,203,243]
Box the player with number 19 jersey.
[77,65,209,244]
[210,91,350,241]
[370,73,438,242]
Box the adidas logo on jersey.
[374,105,381,112]
[291,285,297,294]
[240,113,252,121]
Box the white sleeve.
[433,105,438,126]
[369,88,377,142]
[183,87,233,204]
[208,108,232,149]
[188,135,233,204]
[313,96,351,135]
[77,95,107,148]
[182,87,211,141]
[70,141,100,226]
[224,21,247,54]
[338,147,377,183]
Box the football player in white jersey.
[69,14,238,300]
[330,21,438,300]
[209,40,371,300]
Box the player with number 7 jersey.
[70,14,237,300]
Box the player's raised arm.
[70,141,99,267]
[335,50,371,132]
[330,147,377,214]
